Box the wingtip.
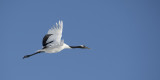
[59,20,63,24]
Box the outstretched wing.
[42,34,53,47]
[42,20,63,48]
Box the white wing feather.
[46,20,63,46]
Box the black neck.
[69,46,83,48]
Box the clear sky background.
[1,0,160,80]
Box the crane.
[23,20,89,59]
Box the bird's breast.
[43,43,70,53]
[44,46,64,53]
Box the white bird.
[23,20,89,59]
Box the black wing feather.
[42,34,53,47]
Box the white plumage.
[23,20,89,59]
[40,20,70,53]
[47,20,63,44]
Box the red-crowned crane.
[23,20,89,59]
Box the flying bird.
[23,20,89,59]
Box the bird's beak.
[84,47,90,49]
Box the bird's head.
[80,45,90,49]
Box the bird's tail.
[23,51,44,59]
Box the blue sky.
[1,0,160,80]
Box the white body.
[41,43,70,53]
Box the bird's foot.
[23,55,31,59]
